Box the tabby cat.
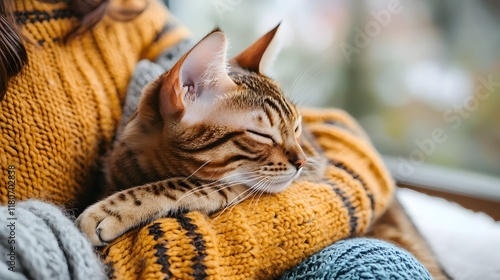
[76,25,326,246]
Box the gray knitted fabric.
[279,238,432,280]
[0,200,105,280]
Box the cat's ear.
[231,23,281,74]
[159,30,237,118]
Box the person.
[0,1,432,279]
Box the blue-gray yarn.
[0,200,106,280]
[279,238,432,280]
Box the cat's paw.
[76,202,131,246]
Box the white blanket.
[398,189,500,280]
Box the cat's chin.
[261,181,293,193]
[246,170,302,194]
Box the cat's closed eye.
[245,129,276,145]
[294,126,301,136]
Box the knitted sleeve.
[0,201,106,280]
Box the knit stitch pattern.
[0,0,189,209]
[279,238,432,280]
[0,200,106,280]
[101,108,395,279]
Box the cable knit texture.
[0,0,189,209]
[279,238,432,280]
[0,200,106,280]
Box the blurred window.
[169,0,500,185]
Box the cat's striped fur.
[77,26,326,246]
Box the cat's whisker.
[303,164,320,170]
[306,164,321,169]
[303,158,322,166]
[248,177,269,207]
[308,158,324,163]
[208,173,263,190]
[209,193,248,225]
[209,178,266,225]
[237,178,267,206]
[206,171,261,185]
[183,160,212,181]
[287,61,323,105]
[203,175,268,199]
[294,71,323,106]
[261,177,276,200]
[206,169,258,181]
[175,172,261,201]
[175,183,219,203]
[251,176,276,208]
[251,177,274,212]
[175,172,265,205]
[174,175,262,206]
[235,185,263,213]
[288,62,320,100]
[217,171,261,181]
[175,182,230,206]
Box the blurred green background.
[167,0,500,182]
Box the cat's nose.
[293,158,306,170]
[290,156,306,170]
[286,146,307,170]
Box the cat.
[76,25,327,246]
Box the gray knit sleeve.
[0,200,106,280]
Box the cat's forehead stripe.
[279,95,294,117]
[265,100,287,130]
[264,98,283,120]
[263,106,275,127]
[265,96,296,124]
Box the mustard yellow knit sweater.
[0,0,189,208]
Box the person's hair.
[0,1,26,100]
[0,0,146,101]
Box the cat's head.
[125,25,306,193]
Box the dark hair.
[0,0,146,101]
[0,1,26,100]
